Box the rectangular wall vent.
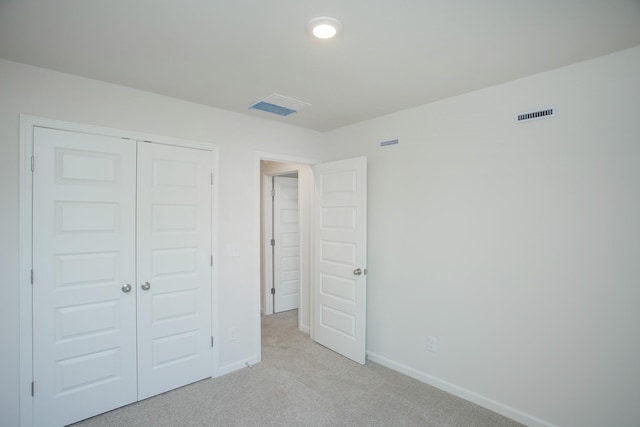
[516,107,555,123]
[379,139,399,148]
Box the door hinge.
[270,239,275,246]
[210,255,213,267]
[270,287,275,295]
[211,336,214,348]
[270,189,275,198]
[30,269,34,285]
[31,381,34,396]
[211,173,214,185]
[31,155,34,172]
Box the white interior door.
[273,176,300,313]
[313,157,367,364]
[32,127,138,426]
[136,142,213,399]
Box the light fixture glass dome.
[308,17,342,39]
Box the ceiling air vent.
[516,107,555,123]
[249,94,311,117]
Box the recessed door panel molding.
[56,202,120,233]
[321,206,357,230]
[56,300,120,342]
[320,305,356,338]
[152,330,199,367]
[152,248,198,277]
[313,157,367,365]
[321,171,357,194]
[281,255,299,273]
[55,252,119,287]
[55,347,121,395]
[152,159,198,188]
[320,272,356,303]
[152,290,198,323]
[320,241,356,267]
[32,127,138,426]
[280,230,299,247]
[55,147,120,184]
[152,204,198,232]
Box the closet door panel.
[136,142,212,399]
[32,127,138,427]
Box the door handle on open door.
[353,268,362,275]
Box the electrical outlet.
[229,327,237,341]
[427,336,438,353]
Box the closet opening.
[19,116,219,427]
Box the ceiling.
[1,0,639,132]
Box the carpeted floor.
[72,310,522,426]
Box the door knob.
[141,281,151,291]
[121,283,132,293]
[353,268,362,276]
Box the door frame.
[19,115,220,427]
[254,153,317,358]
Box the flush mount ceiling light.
[308,16,342,39]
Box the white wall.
[323,46,640,427]
[0,59,325,426]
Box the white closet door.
[32,127,138,426]
[273,176,300,313]
[136,142,213,399]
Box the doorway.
[260,159,312,333]
[256,153,368,366]
[20,117,219,426]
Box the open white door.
[273,176,300,313]
[313,157,367,364]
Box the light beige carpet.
[72,310,522,426]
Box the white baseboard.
[218,355,260,376]
[366,351,557,427]
[299,323,310,334]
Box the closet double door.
[32,127,213,426]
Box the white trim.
[298,165,313,336]
[262,174,274,316]
[218,355,260,376]
[210,145,221,379]
[19,115,221,425]
[20,115,213,151]
[263,174,272,315]
[307,167,315,341]
[19,117,35,427]
[366,351,558,427]
[298,324,310,334]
